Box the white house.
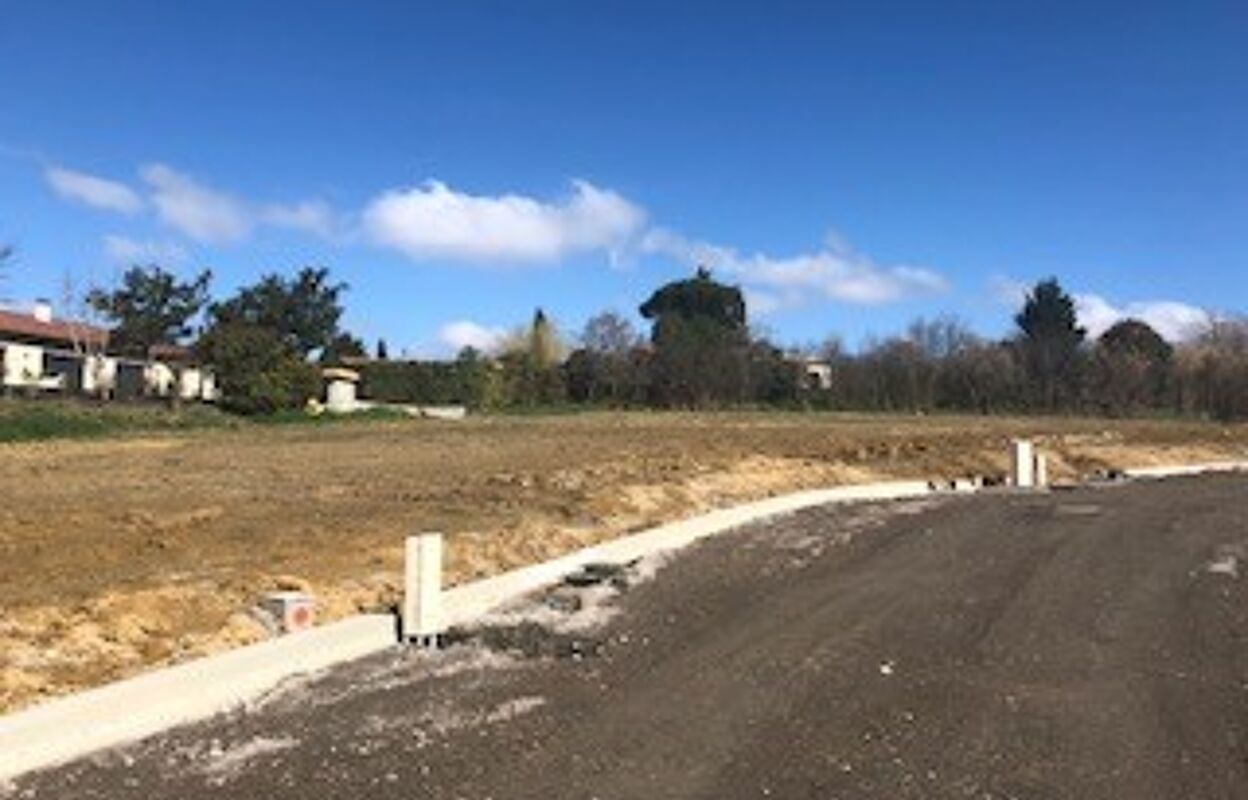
[0,302,111,393]
[0,303,216,403]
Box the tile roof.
[0,309,110,349]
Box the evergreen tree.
[1014,278,1086,410]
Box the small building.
[0,303,216,403]
[145,344,218,402]
[0,302,111,394]
[803,360,833,391]
[323,367,361,413]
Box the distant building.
[0,301,111,393]
[0,301,215,402]
[145,344,218,403]
[322,367,361,413]
[783,353,833,392]
[803,360,833,391]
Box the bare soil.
[1,411,1245,712]
[14,474,1248,799]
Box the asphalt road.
[9,474,1248,799]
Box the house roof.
[0,309,110,349]
[147,343,195,362]
[322,367,360,382]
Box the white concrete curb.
[444,480,935,628]
[21,460,1245,782]
[0,480,937,782]
[0,614,395,782]
[0,479,939,782]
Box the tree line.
[80,262,1248,420]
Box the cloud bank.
[139,163,251,244]
[260,199,339,239]
[642,228,948,312]
[102,235,188,266]
[993,275,1211,342]
[41,159,953,317]
[44,161,339,245]
[362,180,646,264]
[1075,294,1211,342]
[438,320,507,353]
[44,166,143,215]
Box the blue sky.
[1,0,1245,354]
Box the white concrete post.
[403,533,444,644]
[1011,440,1035,488]
[1033,452,1049,488]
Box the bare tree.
[1175,317,1248,420]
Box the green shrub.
[197,323,321,415]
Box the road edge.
[0,480,938,781]
[5,463,1245,782]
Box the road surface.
[8,473,1248,799]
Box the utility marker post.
[1011,440,1035,488]
[403,532,444,647]
[1033,452,1049,488]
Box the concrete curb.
[0,480,937,782]
[0,614,395,782]
[13,461,1243,781]
[444,480,935,628]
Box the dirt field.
[2,411,1247,713]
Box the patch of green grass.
[254,406,413,426]
[0,400,237,443]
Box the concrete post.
[403,533,444,645]
[1033,452,1049,488]
[1011,440,1035,488]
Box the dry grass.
[2,411,1246,711]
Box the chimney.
[32,299,53,323]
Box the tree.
[196,322,319,415]
[497,309,568,406]
[640,268,750,407]
[640,266,747,340]
[527,309,566,368]
[208,267,348,357]
[1175,318,1248,421]
[747,338,801,406]
[1091,319,1172,414]
[321,332,367,364]
[907,315,978,360]
[582,311,640,357]
[570,311,644,405]
[86,266,212,358]
[1014,278,1086,410]
[376,339,389,361]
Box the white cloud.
[45,165,143,215]
[1075,293,1211,342]
[438,320,508,353]
[102,235,188,266]
[140,163,251,244]
[989,274,1029,308]
[261,199,339,239]
[743,289,783,318]
[641,228,948,309]
[362,179,646,264]
[995,276,1211,342]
